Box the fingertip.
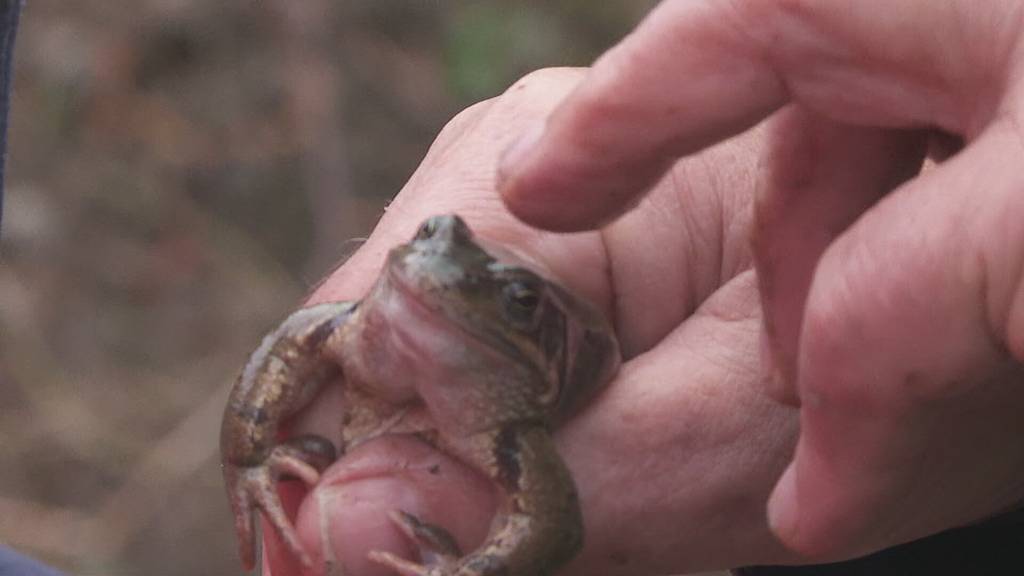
[769,462,863,562]
[300,476,424,576]
[293,437,496,576]
[497,77,673,232]
[766,439,871,562]
[498,133,669,233]
[766,462,800,550]
[766,455,849,561]
[760,328,800,406]
[497,120,546,186]
[497,120,590,231]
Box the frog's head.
[381,214,619,422]
[384,215,555,369]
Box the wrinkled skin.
[497,0,1024,562]
[221,213,619,576]
[268,69,800,576]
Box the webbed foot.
[226,435,336,570]
[368,510,463,576]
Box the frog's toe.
[263,435,336,487]
[225,466,259,570]
[227,439,336,569]
[367,550,438,576]
[388,510,461,562]
[281,434,337,476]
[234,464,313,568]
[368,510,464,576]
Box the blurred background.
[0,1,658,574]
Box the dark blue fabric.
[0,546,65,576]
[0,0,22,236]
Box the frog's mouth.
[383,256,540,374]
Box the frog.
[221,214,621,575]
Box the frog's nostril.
[415,217,442,241]
[413,215,474,247]
[447,214,472,240]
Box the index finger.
[498,0,787,231]
[497,0,1010,231]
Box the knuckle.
[503,67,585,99]
[785,508,869,561]
[431,68,585,153]
[493,67,586,117]
[433,99,494,148]
[798,236,912,408]
[798,271,862,404]
[803,229,986,404]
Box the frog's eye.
[415,218,441,241]
[502,281,542,326]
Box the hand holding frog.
[224,209,620,576]
[498,0,1024,562]
[247,68,802,575]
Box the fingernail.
[767,462,799,544]
[498,120,546,188]
[317,478,424,575]
[316,489,338,574]
[760,329,789,403]
[759,322,805,406]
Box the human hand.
[262,68,800,575]
[497,0,1024,563]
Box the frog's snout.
[413,214,472,247]
[386,214,482,291]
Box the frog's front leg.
[221,302,357,570]
[370,425,582,576]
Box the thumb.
[292,437,496,575]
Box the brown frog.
[221,214,620,575]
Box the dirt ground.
[0,1,664,575]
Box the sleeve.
[0,0,23,234]
[733,506,1024,576]
[0,546,66,576]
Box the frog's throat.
[378,269,547,381]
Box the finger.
[294,437,496,576]
[753,107,927,404]
[767,118,1024,558]
[498,0,1014,231]
[562,271,799,573]
[499,0,787,231]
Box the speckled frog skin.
[221,214,621,575]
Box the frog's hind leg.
[368,425,580,576]
[222,302,356,570]
[226,435,337,569]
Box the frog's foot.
[227,435,336,570]
[367,510,463,576]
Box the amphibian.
[221,214,620,575]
